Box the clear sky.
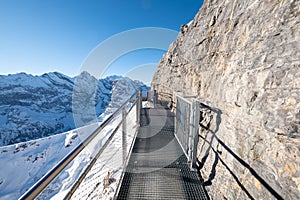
[0,0,203,82]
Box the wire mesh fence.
[175,95,200,170]
[20,91,142,200]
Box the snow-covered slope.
[0,122,99,200]
[0,72,146,146]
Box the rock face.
[152,0,300,199]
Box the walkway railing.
[152,83,201,170]
[19,90,142,200]
[175,95,200,170]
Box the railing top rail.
[176,94,198,104]
[19,90,141,200]
[158,91,173,96]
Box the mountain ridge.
[0,71,146,146]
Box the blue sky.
[0,0,203,82]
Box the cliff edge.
[152,0,299,199]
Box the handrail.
[113,103,141,199]
[19,90,141,200]
[64,97,139,199]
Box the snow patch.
[64,131,78,147]
[187,20,193,27]
[142,101,154,108]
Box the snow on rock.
[64,131,78,147]
[142,101,154,109]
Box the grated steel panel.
[118,168,185,200]
[117,106,208,200]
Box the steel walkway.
[117,104,208,199]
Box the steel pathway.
[117,104,208,199]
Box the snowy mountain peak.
[0,72,148,146]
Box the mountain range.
[0,71,147,146]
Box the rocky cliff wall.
[152,0,300,199]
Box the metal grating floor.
[117,105,208,200]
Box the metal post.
[188,102,193,163]
[153,90,157,108]
[174,95,178,137]
[147,90,149,101]
[136,90,142,125]
[122,108,127,166]
[190,100,200,170]
[171,91,176,112]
